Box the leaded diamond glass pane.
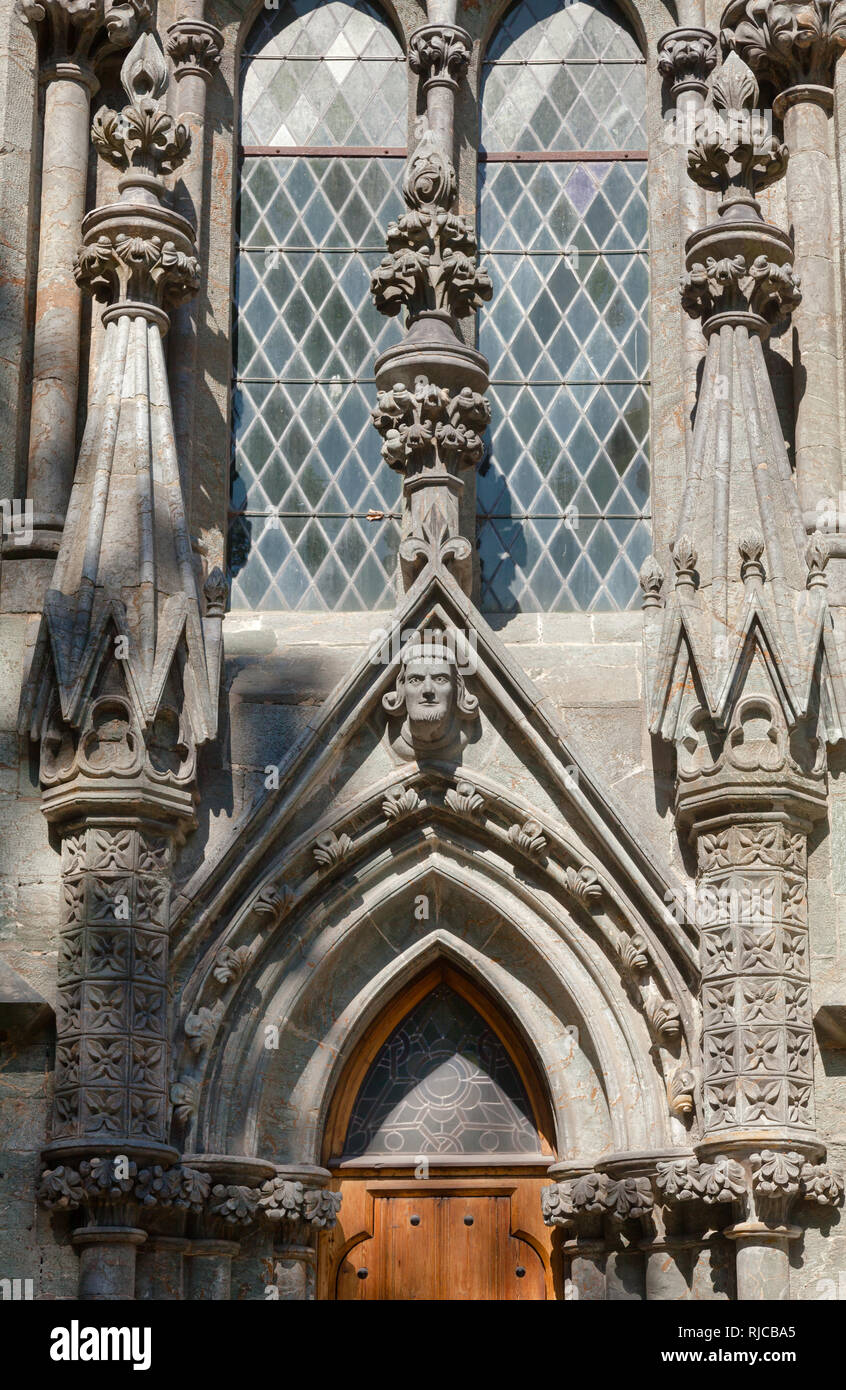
[483,0,645,153]
[478,1,650,613]
[231,0,404,610]
[343,985,542,1158]
[241,0,405,148]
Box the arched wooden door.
[318,965,556,1301]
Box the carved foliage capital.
[165,19,223,81]
[75,230,200,308]
[681,252,801,324]
[91,31,190,177]
[17,0,150,73]
[371,377,489,474]
[722,0,846,89]
[259,1176,342,1233]
[657,27,718,93]
[408,23,472,90]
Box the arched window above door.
[342,982,544,1159]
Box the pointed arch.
[321,960,557,1165]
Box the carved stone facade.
[2,0,846,1307]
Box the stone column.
[370,7,490,596]
[164,14,222,507]
[542,1174,607,1301]
[722,0,846,524]
[14,0,145,555]
[657,28,717,466]
[182,1155,275,1300]
[259,1166,342,1301]
[28,29,225,1300]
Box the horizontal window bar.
[480,149,646,162]
[229,509,399,519]
[241,145,405,158]
[483,57,646,65]
[237,245,387,254]
[233,377,376,385]
[229,509,652,521]
[241,53,403,61]
[487,378,650,386]
[481,248,648,256]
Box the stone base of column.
[72,1226,147,1300]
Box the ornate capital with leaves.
[722,0,846,90]
[681,252,800,323]
[92,31,190,175]
[165,18,223,82]
[409,22,472,91]
[687,53,788,206]
[657,27,718,95]
[16,0,150,74]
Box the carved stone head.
[383,630,478,755]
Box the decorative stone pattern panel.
[697,821,814,1135]
[54,825,172,1146]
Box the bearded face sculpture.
[383,635,478,756]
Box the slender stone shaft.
[135,1235,190,1299]
[186,1240,239,1299]
[26,66,95,547]
[778,91,842,522]
[73,1226,146,1299]
[728,1226,794,1300]
[166,15,223,510]
[569,1240,606,1300]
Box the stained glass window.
[230,0,406,609]
[477,0,651,612]
[343,985,542,1158]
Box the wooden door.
[330,1180,550,1301]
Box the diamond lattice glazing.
[478,0,650,613]
[231,0,405,610]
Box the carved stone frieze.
[50,825,173,1151]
